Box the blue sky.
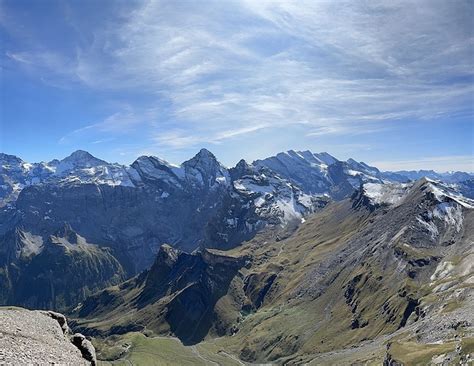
[1,0,473,171]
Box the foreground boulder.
[71,333,97,365]
[0,307,96,365]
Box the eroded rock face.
[0,225,126,311]
[74,245,249,345]
[71,333,97,365]
[0,307,96,365]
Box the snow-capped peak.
[182,149,230,189]
[195,148,216,159]
[183,148,221,170]
[423,178,474,209]
[56,150,108,174]
[0,153,25,167]
[361,178,474,210]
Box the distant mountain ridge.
[2,149,471,205]
[0,148,472,311]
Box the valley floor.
[93,326,474,366]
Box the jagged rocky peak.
[282,149,338,165]
[184,148,219,168]
[346,158,360,166]
[353,181,412,209]
[131,155,183,186]
[255,149,339,170]
[143,244,181,291]
[182,148,230,188]
[154,243,179,265]
[55,150,108,174]
[315,151,338,165]
[230,159,255,180]
[0,152,25,166]
[132,155,175,169]
[346,158,380,178]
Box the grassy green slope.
[76,184,474,365]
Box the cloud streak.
[372,155,474,172]
[2,0,473,165]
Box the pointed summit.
[0,153,25,166]
[183,148,220,169]
[195,148,217,161]
[183,148,229,188]
[56,150,108,174]
[61,150,107,165]
[68,150,94,159]
[235,159,252,171]
[230,159,255,180]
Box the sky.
[0,0,473,172]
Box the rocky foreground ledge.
[0,307,96,365]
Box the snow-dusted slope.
[254,150,383,195]
[2,149,473,258]
[360,178,474,209]
[1,149,332,264]
[380,169,474,183]
[254,150,333,194]
[2,148,473,313]
[0,150,138,206]
[231,162,325,226]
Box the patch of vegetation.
[389,340,456,365]
[94,332,244,366]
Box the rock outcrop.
[73,245,249,345]
[0,307,96,365]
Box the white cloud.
[58,107,161,144]
[371,155,474,172]
[152,123,269,149]
[4,0,473,154]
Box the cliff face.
[0,307,96,365]
[0,225,126,311]
[73,245,249,345]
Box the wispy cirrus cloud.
[372,155,474,172]
[58,107,161,144]
[152,123,269,149]
[2,0,473,167]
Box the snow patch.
[427,181,474,209]
[254,196,266,208]
[416,216,439,239]
[363,182,410,206]
[430,261,454,281]
[432,202,463,232]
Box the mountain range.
[1,149,473,311]
[1,148,473,364]
[73,177,474,365]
